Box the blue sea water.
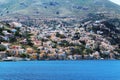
[0,60,120,80]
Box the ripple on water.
[0,61,120,80]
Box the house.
[0,24,3,28]
[3,30,11,36]
[26,48,34,54]
[47,53,58,60]
[93,51,100,59]
[58,52,66,60]
[67,55,74,60]
[73,55,82,60]
[29,53,38,60]
[20,39,27,44]
[8,45,25,56]
[1,43,10,50]
[0,51,6,59]
[9,22,22,28]
[11,29,17,33]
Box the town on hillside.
[0,16,120,61]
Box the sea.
[0,60,120,80]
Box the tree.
[15,31,21,37]
[9,37,17,42]
[56,32,66,38]
[0,44,6,51]
[72,32,80,40]
[59,40,70,47]
[81,48,93,56]
[27,39,33,47]
[20,53,29,58]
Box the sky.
[109,0,120,5]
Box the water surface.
[0,60,120,80]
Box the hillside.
[0,0,120,18]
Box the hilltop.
[0,0,120,18]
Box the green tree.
[27,39,33,47]
[59,40,70,47]
[9,37,17,42]
[15,31,21,37]
[56,32,66,38]
[20,53,29,58]
[0,44,6,51]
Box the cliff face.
[0,0,120,18]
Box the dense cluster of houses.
[0,18,120,61]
